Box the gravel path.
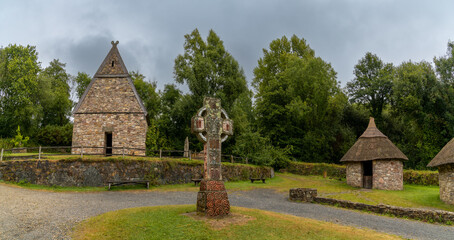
[0,184,453,240]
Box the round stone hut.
[427,139,454,204]
[340,117,408,190]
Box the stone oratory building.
[427,139,454,204]
[340,118,408,190]
[72,41,148,156]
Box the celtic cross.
[191,97,233,180]
[191,97,233,216]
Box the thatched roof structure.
[340,117,408,162]
[427,138,454,167]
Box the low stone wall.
[289,188,317,202]
[288,188,454,224]
[0,158,273,187]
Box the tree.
[347,52,394,119]
[390,61,450,169]
[174,29,248,112]
[173,29,251,153]
[434,41,454,85]
[38,59,72,126]
[253,35,353,163]
[130,71,160,120]
[0,44,41,136]
[73,72,91,99]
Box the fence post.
[38,146,41,160]
[159,149,162,159]
[231,155,234,163]
[0,148,3,161]
[81,146,83,159]
[189,150,192,160]
[245,157,248,164]
[122,146,125,159]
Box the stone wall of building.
[438,164,454,205]
[72,113,147,156]
[0,159,273,187]
[346,162,362,187]
[77,78,143,113]
[373,160,403,190]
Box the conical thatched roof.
[427,138,454,167]
[340,118,408,162]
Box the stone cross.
[191,97,233,216]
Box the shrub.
[35,124,73,146]
[10,126,29,147]
[403,170,438,186]
[287,162,346,179]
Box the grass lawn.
[72,205,401,240]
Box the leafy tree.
[253,35,352,163]
[173,29,251,153]
[174,28,248,112]
[130,71,160,120]
[0,44,41,136]
[347,52,394,119]
[434,41,454,85]
[73,72,91,99]
[390,61,450,169]
[38,59,72,126]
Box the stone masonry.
[438,164,454,204]
[72,41,147,156]
[373,160,403,190]
[346,162,362,188]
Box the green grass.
[72,205,401,240]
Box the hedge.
[287,162,439,186]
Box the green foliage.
[347,52,394,119]
[73,72,91,99]
[130,71,160,120]
[434,41,454,85]
[10,126,29,147]
[403,169,438,186]
[38,59,72,126]
[0,138,13,149]
[0,44,41,136]
[253,35,352,163]
[287,161,346,179]
[35,124,73,146]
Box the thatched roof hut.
[340,118,408,162]
[427,138,454,167]
[427,138,454,204]
[340,117,407,190]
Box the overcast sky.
[1,0,453,92]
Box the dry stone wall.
[346,162,362,187]
[438,164,454,205]
[0,159,273,187]
[373,160,403,190]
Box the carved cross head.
[191,97,233,143]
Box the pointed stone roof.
[340,117,408,162]
[427,138,454,167]
[73,41,147,115]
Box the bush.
[35,124,73,146]
[287,162,346,179]
[403,170,438,186]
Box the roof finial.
[111,40,119,47]
[368,117,376,128]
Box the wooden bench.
[250,178,266,183]
[191,179,202,186]
[107,180,150,190]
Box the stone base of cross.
[191,97,233,217]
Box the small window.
[111,61,115,67]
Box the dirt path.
[0,184,453,240]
